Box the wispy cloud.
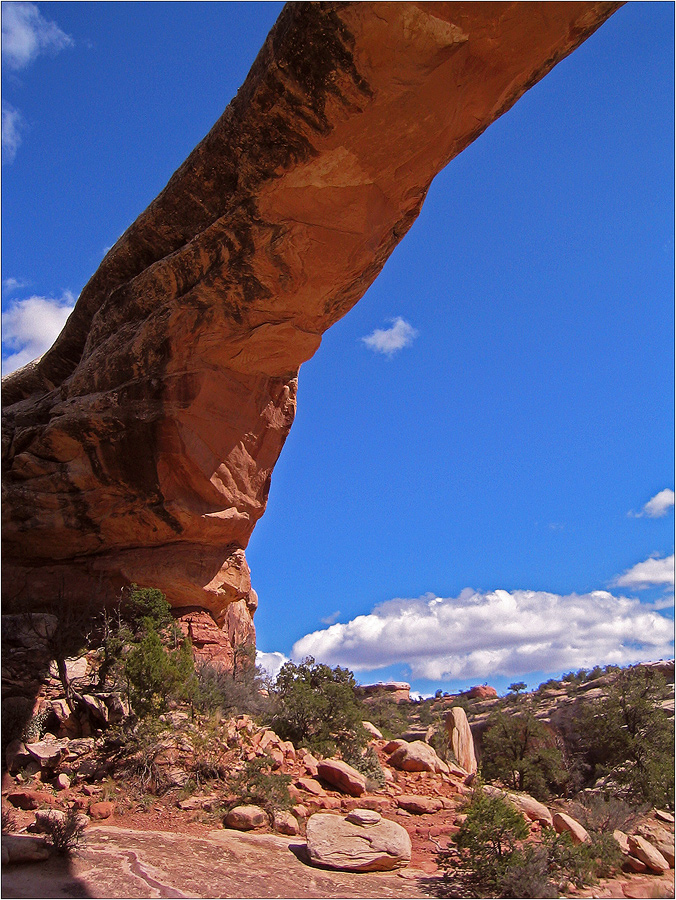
[2,2,73,71]
[362,317,418,356]
[2,277,27,295]
[255,650,288,682]
[629,489,675,519]
[612,553,675,589]
[292,588,674,681]
[2,100,25,164]
[2,291,76,374]
[321,610,341,625]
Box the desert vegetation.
[2,588,673,895]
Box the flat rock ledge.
[306,810,412,872]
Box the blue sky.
[2,2,674,697]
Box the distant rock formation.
[1,3,621,661]
[357,682,412,704]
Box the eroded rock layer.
[2,2,621,648]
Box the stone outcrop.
[357,683,412,704]
[1,3,621,645]
[306,811,411,872]
[445,707,477,774]
[387,740,447,774]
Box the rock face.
[306,811,411,872]
[445,707,477,774]
[1,3,621,643]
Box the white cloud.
[321,610,341,625]
[2,292,76,374]
[255,650,288,682]
[629,489,675,519]
[2,277,27,294]
[291,588,674,682]
[2,2,73,71]
[613,554,675,589]
[2,100,25,164]
[362,317,418,356]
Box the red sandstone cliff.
[2,3,621,657]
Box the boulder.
[6,789,58,811]
[397,795,443,815]
[552,812,591,845]
[88,801,116,820]
[637,824,675,867]
[25,740,69,769]
[445,707,477,774]
[627,835,670,874]
[272,810,299,836]
[224,805,268,831]
[362,721,383,740]
[316,760,366,797]
[345,809,381,826]
[296,777,325,796]
[655,810,675,825]
[387,740,447,774]
[1,834,51,864]
[306,812,411,872]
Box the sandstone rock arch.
[2,3,621,658]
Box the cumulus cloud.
[2,2,73,71]
[362,317,418,356]
[2,291,76,374]
[629,489,675,519]
[2,100,25,164]
[291,588,674,682]
[612,554,675,589]
[255,650,289,682]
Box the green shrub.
[228,755,292,816]
[125,585,172,632]
[194,661,269,718]
[480,710,567,800]
[269,657,367,757]
[361,695,410,739]
[570,667,674,808]
[42,808,87,855]
[343,743,386,789]
[437,786,530,896]
[124,623,195,718]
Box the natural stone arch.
[1,2,621,658]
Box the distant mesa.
[1,3,622,668]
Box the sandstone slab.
[306,812,411,872]
[628,835,670,874]
[316,760,366,797]
[552,811,592,845]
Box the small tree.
[480,710,567,800]
[571,666,674,807]
[437,787,531,896]
[508,681,527,696]
[270,657,367,757]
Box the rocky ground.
[2,718,674,899]
[2,614,674,898]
